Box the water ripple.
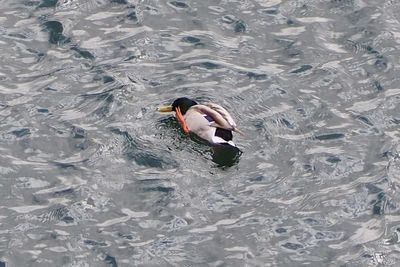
[1,0,400,266]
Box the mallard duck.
[158,97,242,148]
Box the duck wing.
[203,102,237,128]
[190,104,244,135]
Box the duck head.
[158,97,198,134]
[158,97,198,115]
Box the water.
[1,0,400,266]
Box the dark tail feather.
[215,128,233,141]
[212,143,242,167]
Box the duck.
[158,97,243,148]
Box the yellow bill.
[157,105,173,112]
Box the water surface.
[1,0,400,266]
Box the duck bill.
[157,105,173,112]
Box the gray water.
[1,0,400,266]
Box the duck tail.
[212,142,242,166]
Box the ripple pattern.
[1,0,400,266]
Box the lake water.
[1,0,400,266]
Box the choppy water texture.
[1,0,400,266]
